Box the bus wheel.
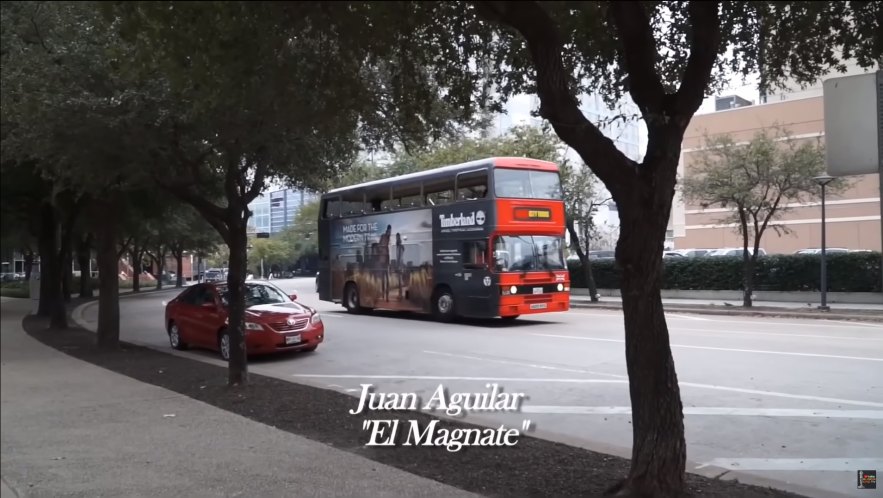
[344,283,362,314]
[432,287,455,322]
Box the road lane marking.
[291,374,626,383]
[422,350,627,379]
[532,334,883,362]
[695,458,883,471]
[671,328,883,341]
[666,314,711,321]
[568,310,883,329]
[288,374,883,407]
[421,351,883,407]
[520,406,883,419]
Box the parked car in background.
[164,281,324,360]
[677,248,714,258]
[663,251,685,258]
[707,247,767,257]
[794,248,849,255]
[204,268,225,282]
[589,250,616,260]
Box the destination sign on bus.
[513,207,552,221]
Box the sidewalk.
[571,294,883,310]
[570,294,883,321]
[0,299,477,498]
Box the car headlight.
[557,283,564,292]
[310,313,322,325]
[509,285,518,295]
[244,322,264,331]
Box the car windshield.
[493,235,566,272]
[218,283,289,307]
[494,168,562,200]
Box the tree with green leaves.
[167,207,221,288]
[1,0,170,344]
[386,124,567,175]
[249,238,289,278]
[108,1,475,386]
[351,2,882,494]
[682,127,839,307]
[275,200,321,271]
[560,161,610,302]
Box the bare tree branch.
[472,1,634,199]
[673,2,722,116]
[608,2,666,114]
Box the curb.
[569,302,883,323]
[70,287,184,331]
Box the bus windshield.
[493,235,566,272]
[494,168,562,200]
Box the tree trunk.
[742,255,755,307]
[175,251,184,287]
[37,203,67,328]
[130,248,141,293]
[61,242,73,303]
[608,171,685,498]
[77,235,93,298]
[95,205,121,349]
[225,217,249,386]
[154,250,166,290]
[23,250,34,282]
[36,206,55,317]
[567,219,598,301]
[739,215,752,307]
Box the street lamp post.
[813,175,836,311]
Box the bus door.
[457,238,495,317]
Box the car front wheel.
[218,330,231,361]
[168,322,188,350]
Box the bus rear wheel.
[344,283,363,314]
[432,287,455,323]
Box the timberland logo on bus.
[439,210,486,228]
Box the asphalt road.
[77,278,883,498]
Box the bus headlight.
[557,283,564,292]
[509,285,518,295]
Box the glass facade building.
[247,187,319,236]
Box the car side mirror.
[289,293,298,301]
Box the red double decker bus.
[316,157,570,321]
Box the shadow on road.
[325,309,559,328]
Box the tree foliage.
[365,2,881,496]
[682,127,841,306]
[276,200,321,266]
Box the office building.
[248,187,319,236]
[668,91,881,253]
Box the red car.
[164,281,324,360]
